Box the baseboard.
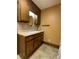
[43,41,59,49]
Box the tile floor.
[17,44,58,59]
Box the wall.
[39,4,61,46]
[17,22,38,32]
[17,22,31,32]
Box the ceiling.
[32,0,61,10]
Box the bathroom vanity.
[17,31,44,59]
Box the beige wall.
[40,4,61,46]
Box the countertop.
[17,31,43,37]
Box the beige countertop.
[17,31,43,36]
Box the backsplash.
[17,22,38,32]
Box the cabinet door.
[17,0,21,21]
[34,38,38,49]
[34,36,42,49]
[26,40,33,57]
[17,34,20,54]
[19,36,26,59]
[17,0,29,22]
[37,36,42,45]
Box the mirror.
[29,11,38,26]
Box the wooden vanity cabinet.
[25,32,43,58]
[18,32,44,59]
